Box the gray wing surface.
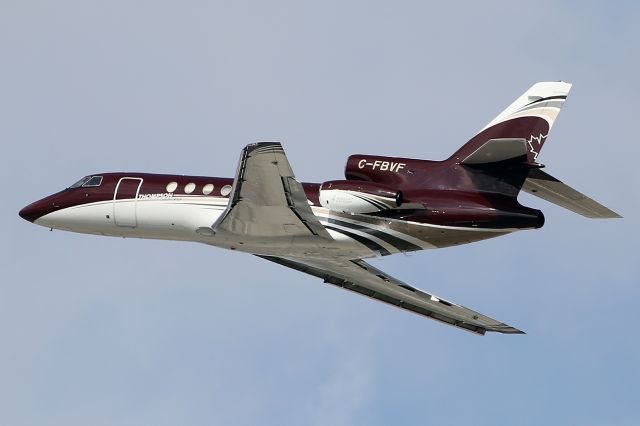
[213,142,332,238]
[258,255,524,335]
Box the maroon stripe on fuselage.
[21,172,324,222]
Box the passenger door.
[113,177,143,227]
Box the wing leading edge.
[258,255,524,335]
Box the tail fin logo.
[527,133,548,161]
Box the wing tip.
[247,141,283,151]
[582,211,622,219]
[604,212,622,219]
[486,325,526,335]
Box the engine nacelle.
[319,180,402,214]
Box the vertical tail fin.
[450,82,572,164]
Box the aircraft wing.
[213,142,332,239]
[258,255,523,335]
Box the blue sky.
[1,1,639,425]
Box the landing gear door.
[114,178,143,227]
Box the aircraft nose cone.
[19,201,46,223]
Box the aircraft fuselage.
[19,172,513,260]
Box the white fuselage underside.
[35,195,514,260]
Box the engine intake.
[319,180,402,214]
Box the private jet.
[19,82,620,335]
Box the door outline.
[113,177,143,227]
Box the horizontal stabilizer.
[522,169,621,218]
[461,138,527,165]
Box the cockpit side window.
[68,175,103,189]
[82,176,103,187]
[69,176,91,188]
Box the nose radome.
[19,201,45,223]
[20,190,68,225]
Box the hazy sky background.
[1,1,639,425]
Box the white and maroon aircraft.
[20,82,620,335]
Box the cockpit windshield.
[68,176,103,188]
[69,176,91,188]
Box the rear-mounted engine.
[319,180,403,214]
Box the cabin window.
[82,176,103,187]
[166,182,178,193]
[220,185,232,196]
[184,183,196,194]
[202,184,214,195]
